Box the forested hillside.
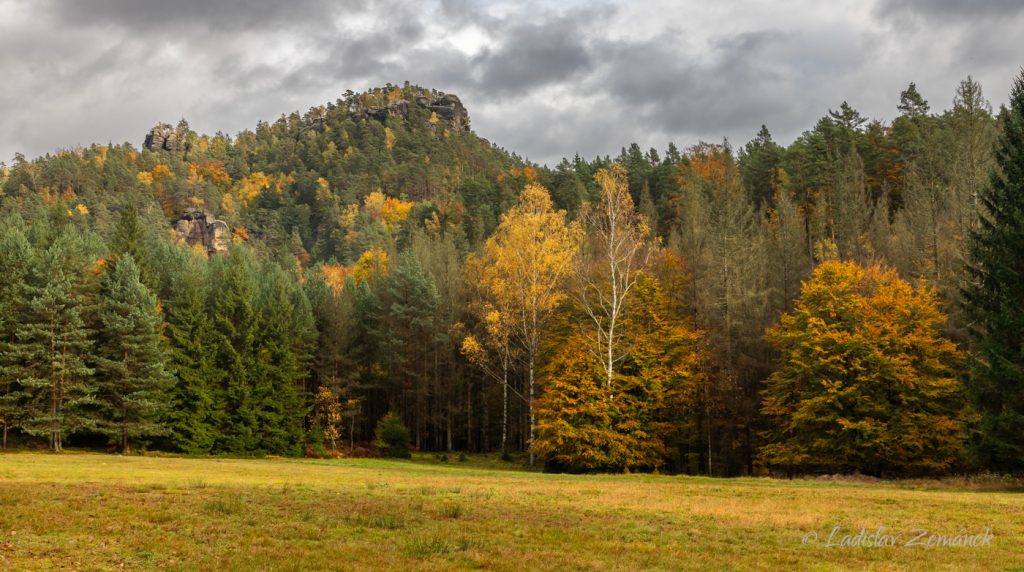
[1,75,1021,477]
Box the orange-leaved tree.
[535,273,703,473]
[762,260,970,476]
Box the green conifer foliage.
[94,255,174,453]
[963,70,1024,472]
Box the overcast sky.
[1,0,1021,167]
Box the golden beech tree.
[762,260,970,476]
[469,183,579,464]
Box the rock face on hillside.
[348,92,469,132]
[174,208,230,256]
[144,123,191,153]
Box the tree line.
[0,76,1021,476]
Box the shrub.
[374,412,411,458]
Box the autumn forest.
[2,74,1023,479]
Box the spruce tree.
[94,255,174,453]
[164,249,223,454]
[208,247,262,454]
[254,264,315,455]
[963,70,1024,472]
[0,223,34,448]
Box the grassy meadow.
[1,452,1022,571]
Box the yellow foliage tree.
[233,172,272,206]
[352,248,389,283]
[363,191,413,232]
[462,254,521,452]
[148,164,176,216]
[535,274,703,472]
[314,386,343,452]
[471,183,579,464]
[384,127,397,151]
[762,260,970,476]
[577,164,652,391]
[320,263,351,293]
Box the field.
[1,453,1022,571]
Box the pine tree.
[739,125,784,209]
[10,236,98,451]
[94,255,174,453]
[381,251,441,449]
[963,70,1024,472]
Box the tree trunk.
[51,332,58,453]
[607,315,615,391]
[528,360,535,466]
[446,397,453,453]
[482,386,490,452]
[466,380,474,452]
[705,382,713,477]
[501,366,508,453]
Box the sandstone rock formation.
[347,92,469,132]
[144,123,191,153]
[174,208,230,256]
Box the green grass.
[0,452,1021,570]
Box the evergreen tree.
[739,125,783,209]
[94,255,174,453]
[0,222,34,448]
[10,236,98,451]
[164,248,223,454]
[209,247,261,453]
[254,264,315,455]
[381,251,441,448]
[963,70,1024,472]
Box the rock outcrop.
[347,92,469,132]
[174,208,230,256]
[144,123,191,153]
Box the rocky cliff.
[143,86,470,154]
[144,123,192,153]
[347,92,469,132]
[174,208,230,256]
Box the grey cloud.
[587,27,862,143]
[44,0,362,33]
[470,10,602,98]
[876,0,1024,21]
[1,0,1021,167]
